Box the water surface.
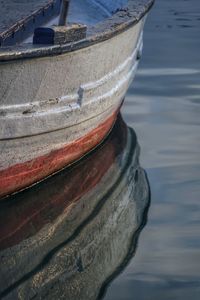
[104,0,200,299]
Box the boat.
[0,115,150,299]
[0,0,154,198]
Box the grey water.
[104,0,200,299]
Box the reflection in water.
[0,115,150,300]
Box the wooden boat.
[0,115,150,299]
[0,0,154,198]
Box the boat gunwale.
[0,0,154,62]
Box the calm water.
[105,0,200,299]
[0,0,200,299]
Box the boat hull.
[0,19,144,198]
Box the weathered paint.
[0,21,143,198]
[0,24,143,139]
[0,108,119,199]
[0,0,154,198]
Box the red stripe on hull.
[0,115,127,250]
[0,110,119,199]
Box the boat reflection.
[0,114,150,300]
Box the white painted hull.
[0,18,145,197]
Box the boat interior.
[0,0,129,46]
[0,0,154,60]
[57,0,129,26]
